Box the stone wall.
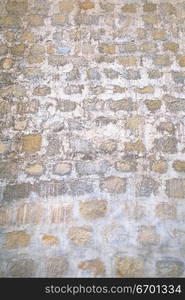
[0,0,185,277]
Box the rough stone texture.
[0,0,185,278]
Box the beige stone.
[138,226,160,245]
[178,56,185,67]
[99,139,117,153]
[155,203,177,220]
[154,55,171,66]
[42,235,59,246]
[126,116,144,130]
[21,31,35,42]
[1,58,13,70]
[80,200,107,219]
[99,44,115,54]
[11,43,25,56]
[142,16,157,24]
[5,231,31,248]
[164,42,179,52]
[54,162,72,175]
[14,120,27,130]
[25,164,43,176]
[125,140,145,153]
[116,257,144,277]
[173,161,185,172]
[78,259,105,276]
[139,42,155,52]
[150,160,167,173]
[137,86,154,94]
[79,1,94,10]
[22,135,42,153]
[144,100,162,112]
[52,14,66,25]
[59,1,74,12]
[166,179,185,198]
[143,3,157,12]
[30,44,45,56]
[0,141,7,154]
[115,160,137,172]
[28,15,44,26]
[68,227,92,246]
[122,4,137,13]
[28,56,44,64]
[100,176,127,194]
[152,31,166,40]
[118,56,137,66]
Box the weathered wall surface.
[0,0,185,277]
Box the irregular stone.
[109,99,134,112]
[1,58,13,69]
[0,161,18,180]
[166,179,185,198]
[5,231,31,248]
[6,0,28,15]
[52,14,66,26]
[155,202,177,220]
[153,55,171,66]
[137,176,159,197]
[22,135,42,152]
[152,31,166,40]
[64,85,84,94]
[28,15,44,26]
[34,86,51,96]
[78,259,105,276]
[138,226,160,245]
[25,164,43,176]
[76,160,109,175]
[126,116,144,130]
[16,203,43,225]
[156,259,184,277]
[148,70,163,79]
[99,44,115,54]
[115,160,137,172]
[54,162,72,176]
[172,72,185,84]
[122,4,137,13]
[99,139,117,154]
[79,1,94,10]
[142,15,157,24]
[3,183,31,201]
[144,100,162,112]
[0,16,21,27]
[104,68,119,79]
[46,257,68,277]
[157,122,175,134]
[100,176,127,194]
[68,227,92,246]
[173,161,185,172]
[125,140,145,153]
[49,204,73,224]
[137,86,154,94]
[80,200,107,220]
[117,56,137,66]
[0,44,8,56]
[0,142,7,154]
[42,235,59,246]
[139,42,155,52]
[58,1,73,12]
[143,3,157,12]
[8,259,36,278]
[164,42,179,52]
[116,257,144,277]
[69,179,94,195]
[150,160,168,174]
[154,137,177,153]
[58,100,76,112]
[87,68,101,80]
[30,44,45,56]
[48,55,67,66]
[178,56,185,67]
